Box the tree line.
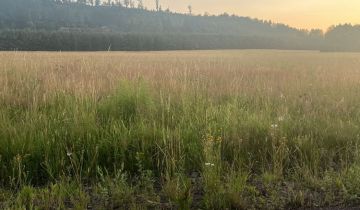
[0,0,359,51]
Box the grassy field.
[1,50,360,209]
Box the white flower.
[271,124,278,129]
[67,152,72,157]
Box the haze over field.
[142,0,360,30]
[2,0,360,209]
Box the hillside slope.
[0,0,358,51]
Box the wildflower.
[205,163,215,167]
[15,154,22,161]
[67,151,72,157]
[278,116,284,122]
[271,124,278,129]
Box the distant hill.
[0,0,359,51]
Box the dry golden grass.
[1,50,360,103]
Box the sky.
[143,0,360,30]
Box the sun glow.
[144,0,360,30]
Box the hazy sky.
[143,0,360,30]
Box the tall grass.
[1,50,360,208]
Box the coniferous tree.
[137,0,143,9]
[155,0,160,11]
[124,0,130,8]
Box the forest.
[0,0,359,51]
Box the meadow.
[1,50,360,209]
